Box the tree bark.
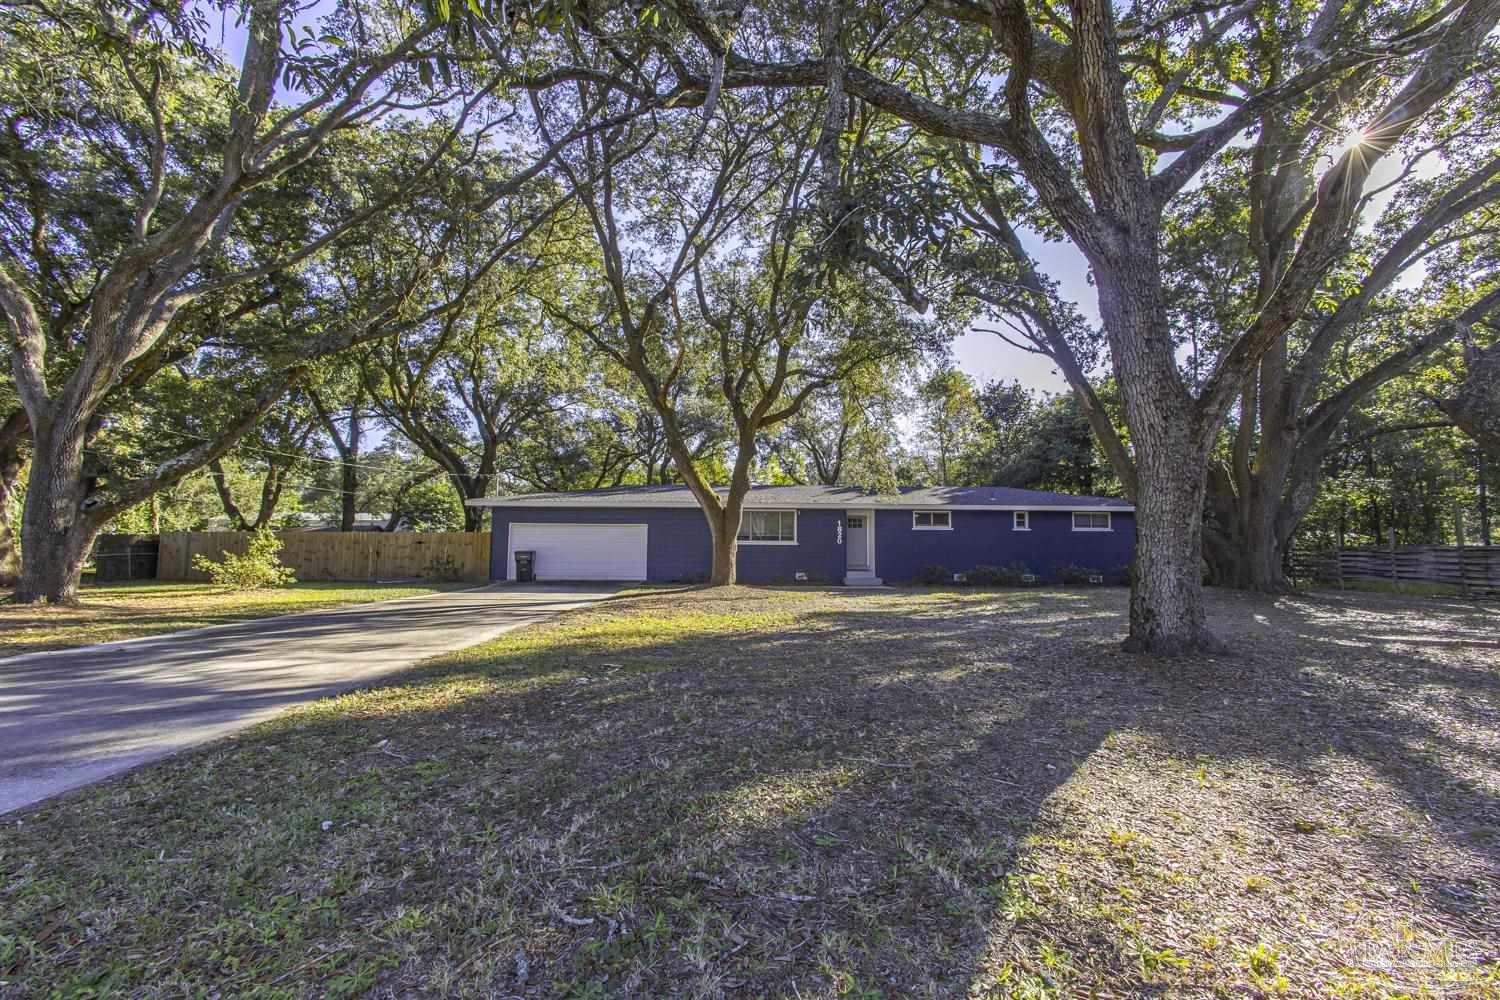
[252,466,285,529]
[1478,453,1491,545]
[1122,419,1221,655]
[0,410,28,586]
[1440,338,1500,461]
[1093,251,1223,655]
[340,404,360,532]
[208,458,251,530]
[314,392,363,532]
[13,415,102,603]
[461,485,488,533]
[706,506,739,585]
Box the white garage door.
[507,523,648,581]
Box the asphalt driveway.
[0,584,620,814]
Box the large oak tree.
[0,0,614,599]
[565,0,1500,650]
[538,80,938,584]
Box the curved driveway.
[0,584,619,814]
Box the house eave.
[465,497,1136,513]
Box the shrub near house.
[468,484,1135,586]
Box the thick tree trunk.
[459,479,487,532]
[1241,498,1294,591]
[1207,476,1296,593]
[1094,252,1224,655]
[0,465,23,587]
[1479,454,1492,545]
[462,506,486,532]
[1124,432,1222,654]
[339,455,358,531]
[339,406,360,531]
[0,413,26,586]
[313,392,363,532]
[13,419,101,604]
[707,512,739,585]
[1440,339,1500,461]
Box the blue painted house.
[469,484,1134,586]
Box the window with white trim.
[1013,511,1030,531]
[913,511,952,530]
[737,509,797,543]
[1072,511,1112,531]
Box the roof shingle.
[466,484,1132,510]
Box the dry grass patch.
[0,581,468,656]
[0,585,1495,998]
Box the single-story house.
[467,484,1134,585]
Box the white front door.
[846,514,869,570]
[507,523,648,581]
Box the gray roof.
[466,484,1132,511]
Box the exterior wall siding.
[871,508,1135,583]
[489,506,846,584]
[489,505,1134,584]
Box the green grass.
[0,580,470,656]
[1,586,1495,997]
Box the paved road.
[0,584,620,814]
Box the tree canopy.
[2,0,1495,654]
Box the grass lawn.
[1,586,1496,997]
[0,581,471,657]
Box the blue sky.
[951,236,1092,392]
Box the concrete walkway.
[0,584,619,814]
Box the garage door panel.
[507,523,648,581]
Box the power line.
[146,425,436,477]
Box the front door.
[846,514,869,570]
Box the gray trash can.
[514,550,536,582]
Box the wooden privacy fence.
[1292,544,1500,596]
[157,531,492,583]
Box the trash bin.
[514,550,536,582]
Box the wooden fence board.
[1292,544,1500,594]
[157,531,492,583]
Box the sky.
[950,237,1092,393]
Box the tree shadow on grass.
[1158,591,1500,932]
[0,586,1494,997]
[954,587,1500,995]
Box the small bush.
[193,529,296,590]
[1053,563,1103,585]
[912,564,951,585]
[968,562,1033,587]
[424,553,465,582]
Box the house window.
[913,511,952,530]
[1072,512,1112,531]
[1013,511,1030,531]
[738,509,797,543]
